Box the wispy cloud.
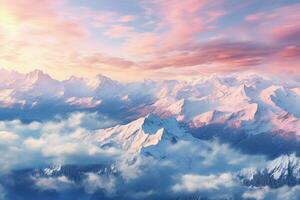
[0,0,299,80]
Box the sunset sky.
[0,0,299,81]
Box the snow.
[271,87,300,118]
[0,89,16,107]
[239,167,257,181]
[44,165,62,176]
[93,114,186,154]
[267,154,300,180]
[66,97,102,108]
[240,154,300,183]
[0,69,299,138]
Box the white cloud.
[0,112,122,173]
[0,131,19,143]
[0,111,298,200]
[243,185,300,200]
[243,187,269,200]
[172,173,236,192]
[23,138,45,149]
[33,176,75,191]
[83,173,116,195]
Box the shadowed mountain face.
[0,70,300,199]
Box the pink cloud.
[118,15,136,23]
[83,10,118,28]
[119,1,299,77]
[142,40,274,70]
[76,10,136,28]
[278,46,300,58]
[206,10,227,23]
[245,12,265,22]
[271,25,300,43]
[75,53,135,68]
[157,0,207,40]
[124,0,226,57]
[245,4,300,44]
[124,33,159,56]
[0,0,298,80]
[104,25,134,39]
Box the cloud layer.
[0,108,300,200]
[0,0,299,80]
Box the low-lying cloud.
[0,111,299,200]
[0,112,121,173]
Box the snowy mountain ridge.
[239,154,300,188]
[0,69,299,138]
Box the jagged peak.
[67,75,84,82]
[267,153,300,171]
[263,85,285,95]
[172,98,186,109]
[43,165,62,176]
[235,84,251,96]
[87,74,119,90]
[104,114,183,140]
[239,154,300,184]
[95,74,112,81]
[25,69,54,83]
[27,69,46,77]
[95,114,173,153]
[123,114,166,135]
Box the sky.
[0,0,299,81]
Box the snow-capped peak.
[87,74,118,90]
[94,114,186,153]
[239,154,300,188]
[25,70,53,84]
[266,154,300,180]
[43,165,62,176]
[13,70,63,97]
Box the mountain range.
[0,69,300,199]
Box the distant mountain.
[239,154,300,188]
[0,70,300,147]
[0,69,299,150]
